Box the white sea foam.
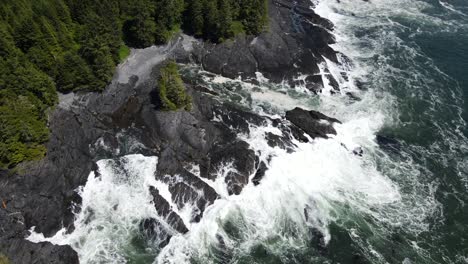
[29,155,165,263]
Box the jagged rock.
[326,74,340,92]
[138,186,192,248]
[192,85,219,96]
[202,38,258,79]
[0,201,79,264]
[158,166,219,223]
[265,132,290,150]
[286,107,341,139]
[306,75,325,93]
[352,147,364,157]
[252,161,269,186]
[1,240,78,264]
[209,141,257,195]
[149,187,188,234]
[139,218,174,248]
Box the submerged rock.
[139,186,189,248]
[139,218,172,248]
[352,147,364,157]
[376,135,401,152]
[158,164,219,223]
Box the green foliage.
[158,61,192,111]
[56,51,94,92]
[154,0,184,43]
[238,0,269,35]
[118,44,131,62]
[0,92,49,168]
[122,0,157,48]
[231,21,245,36]
[183,0,268,42]
[185,0,204,37]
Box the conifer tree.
[203,0,220,41]
[218,0,234,40]
[123,0,156,48]
[186,0,204,36]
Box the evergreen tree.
[186,0,204,36]
[13,17,41,52]
[57,51,94,92]
[203,0,220,41]
[92,46,116,88]
[123,0,156,48]
[239,0,268,35]
[218,0,234,40]
[0,23,15,57]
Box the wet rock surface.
[286,107,341,139]
[0,185,79,264]
[0,0,341,262]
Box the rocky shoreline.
[0,0,349,262]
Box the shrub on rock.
[158,61,192,111]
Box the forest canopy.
[0,0,268,168]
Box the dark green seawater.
[315,0,468,263]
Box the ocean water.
[28,0,468,263]
[312,0,468,263]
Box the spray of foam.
[28,155,180,263]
